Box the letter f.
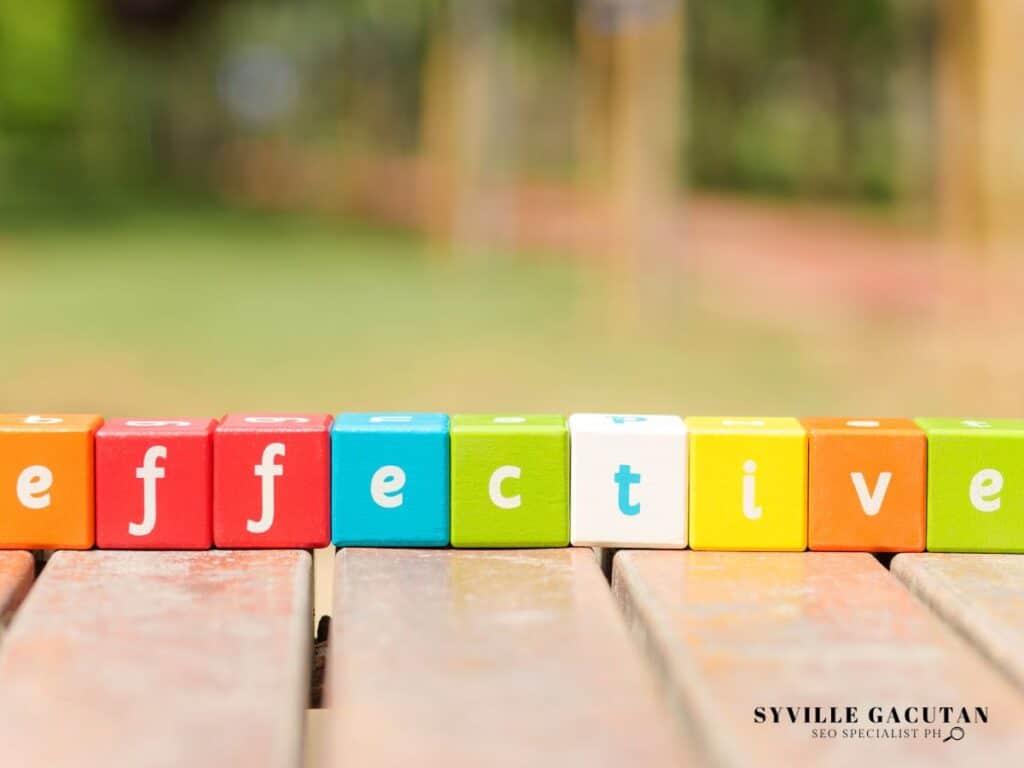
[250,442,286,534]
[132,445,167,537]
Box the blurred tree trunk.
[576,0,685,326]
[419,1,503,251]
[935,0,1024,414]
[938,0,1024,253]
[890,0,934,217]
[420,9,459,243]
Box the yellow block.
[686,417,807,551]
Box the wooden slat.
[892,553,1024,690]
[322,548,694,766]
[0,551,34,631]
[0,550,311,768]
[313,544,335,627]
[614,551,1024,767]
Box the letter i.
[743,460,762,520]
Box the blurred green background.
[2,0,1022,417]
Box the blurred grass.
[0,205,832,417]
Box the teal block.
[332,413,449,546]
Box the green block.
[450,415,568,547]
[916,418,1024,553]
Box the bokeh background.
[2,0,1022,417]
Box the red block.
[213,414,332,548]
[96,418,217,550]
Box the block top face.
[452,414,566,434]
[0,414,102,433]
[217,413,333,432]
[98,418,217,437]
[685,417,804,436]
[569,414,686,435]
[915,418,1024,437]
[333,413,449,433]
[801,417,922,436]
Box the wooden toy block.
[324,549,692,766]
[915,418,1024,553]
[450,414,568,547]
[331,413,449,547]
[0,550,311,767]
[213,414,332,549]
[686,417,806,551]
[803,417,926,552]
[569,414,687,548]
[96,418,217,550]
[0,413,102,549]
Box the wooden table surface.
[614,551,1024,767]
[321,548,694,766]
[0,550,311,768]
[0,547,1022,768]
[0,551,34,633]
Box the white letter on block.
[132,445,167,537]
[244,416,310,424]
[970,469,1003,513]
[371,465,406,509]
[742,460,762,520]
[24,415,63,425]
[489,465,522,509]
[17,466,53,509]
[125,420,191,428]
[851,471,892,517]
[250,442,286,533]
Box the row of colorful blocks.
[1,413,1022,552]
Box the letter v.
[850,471,892,516]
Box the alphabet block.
[0,413,102,549]
[96,418,217,549]
[213,414,332,548]
[331,413,450,546]
[569,414,687,548]
[686,417,806,551]
[915,418,1024,553]
[450,414,568,547]
[804,418,927,552]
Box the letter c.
[489,465,522,509]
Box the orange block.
[0,414,102,549]
[803,418,926,552]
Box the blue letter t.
[614,464,642,516]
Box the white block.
[569,414,688,548]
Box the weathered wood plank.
[0,550,311,768]
[322,548,695,766]
[0,551,34,631]
[614,551,1024,767]
[313,544,335,627]
[892,553,1024,691]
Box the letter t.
[614,464,642,516]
